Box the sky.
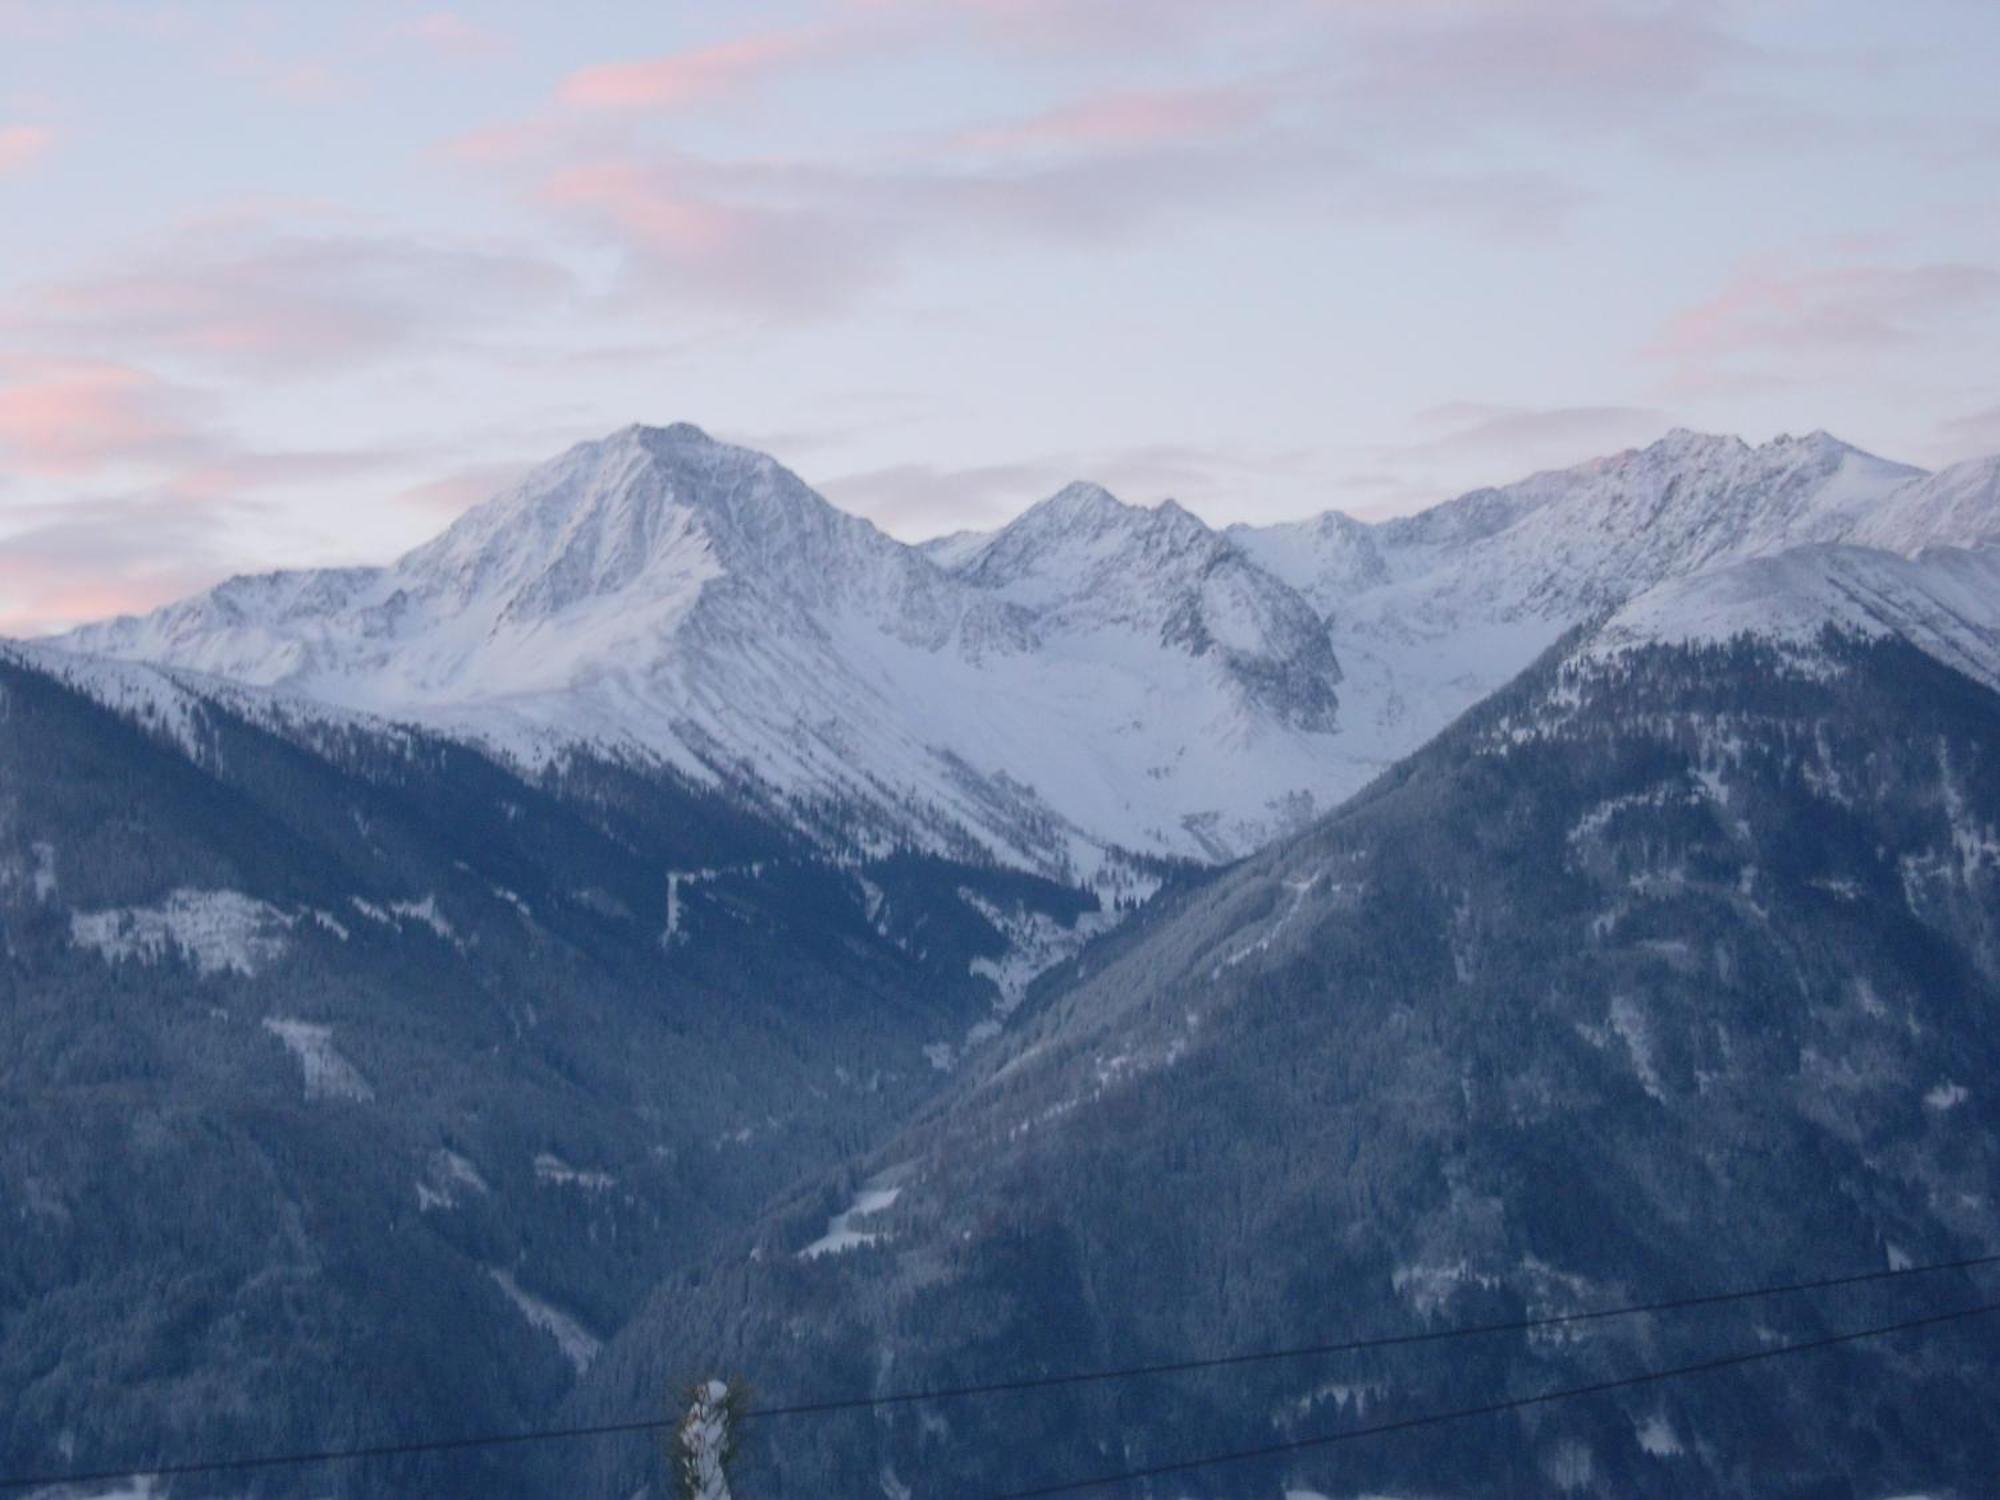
[2,0,1998,634]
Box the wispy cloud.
[4,219,575,375]
[0,357,211,477]
[1649,259,2000,393]
[216,42,351,105]
[1411,402,1672,460]
[557,26,837,111]
[1338,0,1746,131]
[820,438,1332,536]
[469,116,1578,321]
[0,493,244,635]
[951,84,1275,154]
[819,457,1066,535]
[394,459,536,516]
[444,0,1766,325]
[534,154,887,316]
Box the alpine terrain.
[558,557,2000,1499]
[5,419,1998,1497]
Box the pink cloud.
[0,570,206,637]
[5,225,573,375]
[536,156,882,313]
[557,27,831,112]
[0,358,208,477]
[469,116,1575,319]
[1644,259,2000,400]
[0,123,54,174]
[0,495,239,636]
[440,118,565,168]
[438,3,1609,322]
[953,85,1272,154]
[1652,261,2000,366]
[395,459,536,515]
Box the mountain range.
[55,423,2000,879]
[8,418,2000,1497]
[563,619,2000,1500]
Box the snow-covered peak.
[944,480,1341,733]
[1522,426,1910,543]
[41,418,1999,881]
[1385,427,1924,615]
[397,422,902,622]
[1026,479,1132,527]
[1221,428,1927,645]
[952,482,1199,590]
[1646,425,1752,461]
[1847,454,2000,556]
[1228,510,1387,612]
[1591,543,2000,693]
[49,426,1363,871]
[919,529,993,570]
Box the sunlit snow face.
[3,0,1999,634]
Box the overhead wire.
[0,1250,1991,1492]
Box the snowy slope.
[1847,454,2000,555]
[1211,429,1939,783]
[58,426,1348,875]
[1594,543,2000,691]
[954,483,1341,730]
[46,422,2000,879]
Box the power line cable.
[976,1297,2000,1500]
[0,1250,1991,1492]
[747,1247,2000,1419]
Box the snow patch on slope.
[961,889,1120,1017]
[490,1269,601,1373]
[71,890,293,977]
[417,1149,490,1211]
[261,1018,373,1101]
[801,1183,903,1259]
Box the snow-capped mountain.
[1596,542,2000,691]
[59,425,1346,875]
[49,422,1999,880]
[562,600,2000,1500]
[1848,453,2000,555]
[15,419,2000,1500]
[949,481,1341,730]
[1214,429,1937,778]
[0,633,1097,1497]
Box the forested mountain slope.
[0,643,1103,1497]
[562,623,2000,1499]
